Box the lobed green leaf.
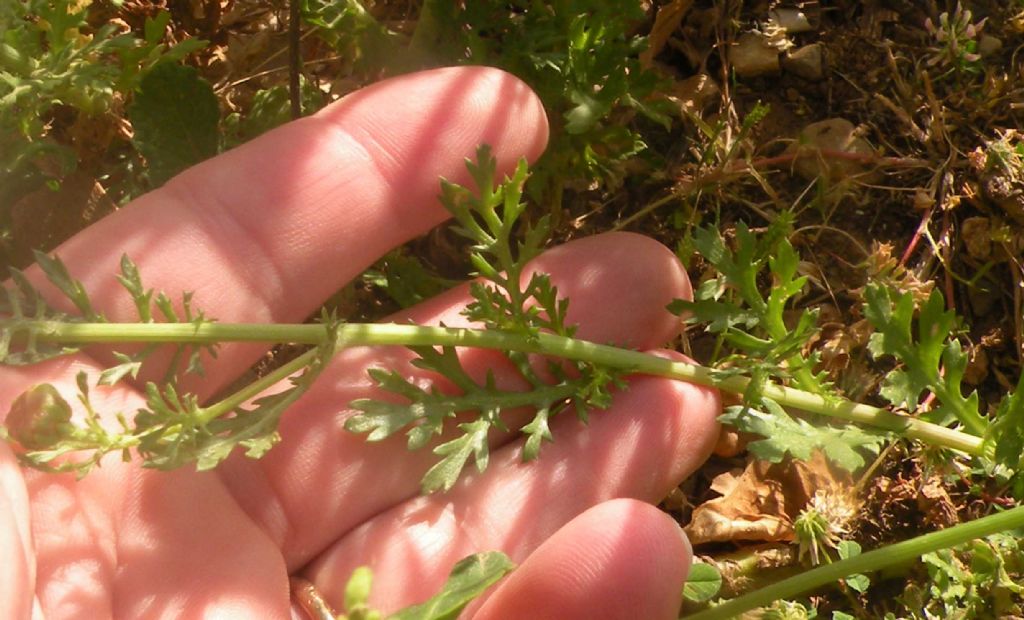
[720,399,889,473]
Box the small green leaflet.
[720,399,889,472]
[422,419,491,494]
[683,561,722,603]
[338,566,381,620]
[32,249,100,319]
[128,62,219,187]
[837,541,870,593]
[390,552,516,620]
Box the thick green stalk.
[8,319,985,455]
[684,504,1024,620]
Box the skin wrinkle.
[341,119,411,195]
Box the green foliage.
[128,62,220,187]
[669,216,887,473]
[302,0,408,75]
[1,248,105,366]
[0,1,206,202]
[347,146,623,492]
[340,567,381,620]
[985,369,1024,480]
[689,101,770,169]
[923,4,986,76]
[683,561,723,603]
[863,285,986,435]
[427,0,669,192]
[761,599,818,620]
[222,76,325,147]
[670,214,827,398]
[305,0,668,194]
[836,541,870,594]
[720,400,888,473]
[898,532,1024,619]
[362,250,460,309]
[348,345,580,493]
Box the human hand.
[0,66,720,619]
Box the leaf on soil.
[686,452,853,546]
[128,62,219,187]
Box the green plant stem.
[9,319,985,455]
[685,504,1024,620]
[199,347,320,423]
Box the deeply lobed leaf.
[864,285,986,434]
[720,399,889,473]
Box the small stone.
[728,32,781,77]
[770,8,815,33]
[783,43,825,80]
[978,34,1003,57]
[787,118,877,182]
[961,216,992,261]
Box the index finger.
[31,66,549,398]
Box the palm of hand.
[0,67,719,619]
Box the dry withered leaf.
[917,477,960,529]
[816,317,873,376]
[687,463,793,545]
[686,452,854,546]
[640,0,694,67]
[859,242,935,304]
